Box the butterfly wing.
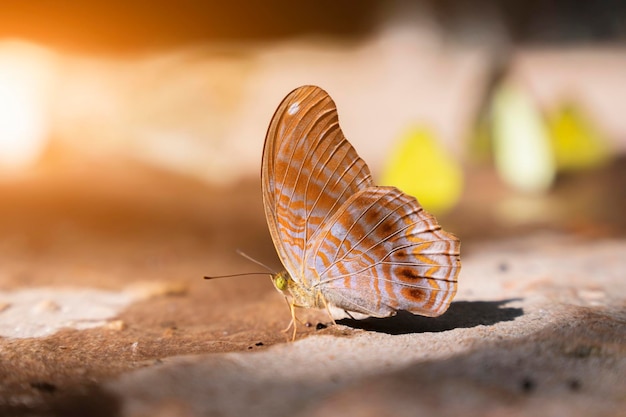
[308,186,460,317]
[262,86,373,282]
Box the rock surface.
[107,237,626,417]
[0,161,624,416]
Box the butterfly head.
[271,270,320,311]
[271,270,291,293]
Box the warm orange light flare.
[0,40,54,172]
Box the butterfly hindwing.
[308,186,460,317]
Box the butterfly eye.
[273,273,288,291]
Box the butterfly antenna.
[204,272,270,280]
[204,250,276,280]
[235,249,276,274]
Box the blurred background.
[0,0,625,260]
[0,2,625,407]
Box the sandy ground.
[0,157,624,416]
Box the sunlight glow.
[0,41,54,172]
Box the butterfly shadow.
[337,299,524,335]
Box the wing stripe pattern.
[263,85,460,319]
[263,86,372,283]
[309,187,460,317]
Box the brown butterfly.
[262,85,461,338]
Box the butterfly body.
[271,270,322,310]
[263,86,461,335]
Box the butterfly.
[262,85,461,338]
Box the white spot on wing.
[287,102,300,115]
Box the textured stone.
[107,237,626,417]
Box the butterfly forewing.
[308,187,460,317]
[262,86,373,282]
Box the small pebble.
[30,382,57,394]
[34,300,60,313]
[105,320,127,331]
[568,379,581,391]
[521,377,535,393]
[126,281,188,299]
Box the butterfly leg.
[281,297,314,340]
[280,297,300,340]
[318,292,337,327]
